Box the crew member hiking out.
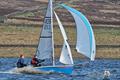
[16,54,27,68]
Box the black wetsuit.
[17,58,27,68]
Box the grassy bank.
[0,25,119,58]
[0,47,119,59]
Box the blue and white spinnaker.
[61,4,96,61]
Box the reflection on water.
[0,58,120,80]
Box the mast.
[50,0,55,66]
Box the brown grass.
[0,47,119,59]
[0,25,119,58]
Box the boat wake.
[0,71,17,74]
[0,66,52,75]
[12,66,52,74]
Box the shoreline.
[0,57,120,60]
[0,55,119,59]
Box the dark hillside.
[0,0,119,23]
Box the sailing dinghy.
[31,0,96,74]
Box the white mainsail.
[36,0,53,60]
[54,11,73,65]
[61,4,96,61]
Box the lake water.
[0,58,120,80]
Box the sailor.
[31,55,39,67]
[16,54,27,68]
[103,70,110,80]
[31,55,45,67]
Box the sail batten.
[61,4,96,61]
[54,11,73,65]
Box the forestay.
[61,4,96,61]
[54,11,73,65]
[36,0,53,60]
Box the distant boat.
[31,0,96,74]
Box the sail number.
[44,18,51,30]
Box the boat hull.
[35,65,73,74]
[11,66,51,74]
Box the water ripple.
[0,58,120,80]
